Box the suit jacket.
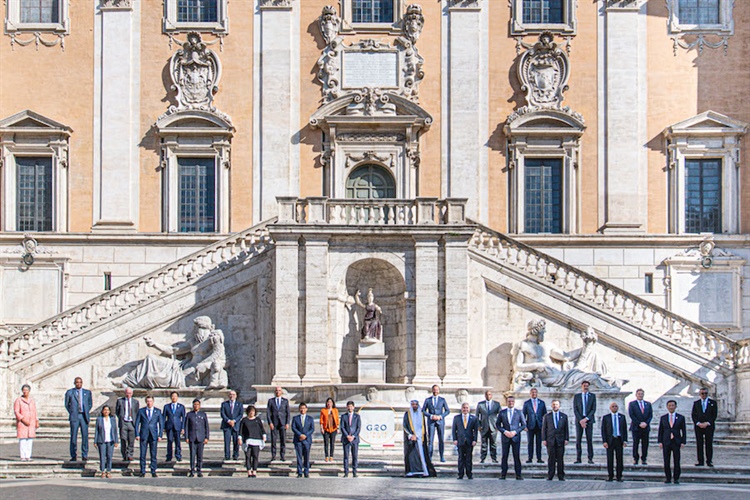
[628,399,653,431]
[185,410,210,443]
[573,392,597,423]
[64,388,93,423]
[541,411,569,445]
[522,398,547,431]
[115,397,139,429]
[291,414,315,446]
[691,398,718,426]
[422,396,450,426]
[339,412,361,444]
[452,413,479,446]
[601,413,628,445]
[497,407,527,443]
[657,413,687,446]
[135,407,164,441]
[220,400,244,431]
[475,399,500,434]
[163,402,186,432]
[94,415,118,444]
[266,397,291,427]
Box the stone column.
[412,235,440,384]
[271,234,301,384]
[302,235,331,384]
[442,233,472,385]
[444,0,488,222]
[601,1,648,233]
[254,0,299,222]
[92,0,140,232]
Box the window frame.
[345,163,397,199]
[176,156,218,233]
[163,0,228,35]
[684,158,722,234]
[523,157,564,234]
[667,0,733,36]
[340,0,403,35]
[15,156,54,232]
[5,0,69,34]
[510,0,576,36]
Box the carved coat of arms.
[170,32,222,111]
[518,32,570,110]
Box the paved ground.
[0,476,748,500]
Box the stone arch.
[339,258,407,383]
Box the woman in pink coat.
[14,384,39,461]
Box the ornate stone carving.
[346,151,394,169]
[448,0,482,8]
[666,0,735,56]
[519,32,569,110]
[403,4,424,44]
[354,288,383,343]
[337,132,406,142]
[366,386,380,402]
[258,0,293,8]
[346,87,397,116]
[100,0,133,9]
[169,33,222,113]
[455,389,470,404]
[319,5,341,45]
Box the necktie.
[231,401,234,414]
[301,415,305,426]
[613,414,618,436]
[509,408,514,426]
[349,413,353,426]
[463,415,467,428]
[148,409,152,420]
[533,399,537,413]
[669,413,674,427]
[276,397,280,408]
[554,412,558,429]
[126,399,131,420]
[702,399,707,413]
[173,403,176,414]
[78,389,83,412]
[433,397,437,409]
[583,393,587,411]
[639,401,644,413]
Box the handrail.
[468,221,738,370]
[4,218,277,362]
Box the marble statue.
[355,288,383,343]
[512,319,623,391]
[122,316,228,389]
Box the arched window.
[346,164,396,199]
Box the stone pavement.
[0,476,748,500]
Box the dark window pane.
[352,0,394,23]
[179,157,216,233]
[685,159,722,233]
[177,0,218,23]
[524,158,562,234]
[20,0,59,23]
[17,157,53,231]
[523,0,564,24]
[679,0,719,24]
[345,164,396,199]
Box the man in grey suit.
[497,396,527,480]
[475,390,500,463]
[64,377,93,461]
[115,387,139,460]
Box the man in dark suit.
[691,387,717,467]
[601,402,628,482]
[497,395,527,480]
[658,399,687,484]
[542,399,569,481]
[163,391,186,462]
[573,380,596,464]
[115,387,139,461]
[452,402,479,479]
[64,377,93,461]
[475,390,500,464]
[422,384,450,462]
[135,395,164,477]
[522,388,547,463]
[627,388,652,465]
[220,389,243,461]
[340,401,361,477]
[184,398,210,477]
[292,402,315,478]
[266,386,290,461]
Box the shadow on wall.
[484,342,514,391]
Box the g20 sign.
[358,404,397,446]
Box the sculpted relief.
[169,33,222,113]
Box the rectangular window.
[177,0,217,23]
[679,0,719,25]
[178,157,215,233]
[16,156,53,232]
[645,273,654,294]
[20,0,59,23]
[685,159,721,233]
[524,158,562,234]
[352,0,394,24]
[523,0,563,24]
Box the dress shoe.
[537,459,544,463]
[695,462,704,466]
[297,474,302,478]
[516,476,524,480]
[352,472,358,477]
[606,478,614,482]
[588,460,595,464]
[440,458,446,463]
[127,456,133,461]
[642,460,648,465]
[70,457,77,462]
[480,459,485,464]
[280,456,286,461]
[197,473,203,478]
[574,460,582,464]
[674,480,680,484]
[547,477,553,481]
[499,475,506,480]
[467,475,473,480]
[151,473,158,478]
[664,480,672,484]
[617,478,623,482]
[188,473,195,477]
[304,473,309,478]
[492,459,498,464]
[559,477,566,481]
[633,460,639,465]
[271,456,276,461]
[526,459,532,464]
[177,458,183,462]
[343,473,348,478]
[457,475,463,480]
[707,462,714,467]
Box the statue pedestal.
[357,341,388,384]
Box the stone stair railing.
[738,339,750,368]
[468,222,738,372]
[2,219,276,364]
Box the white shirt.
[103,417,112,443]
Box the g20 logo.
[366,423,389,432]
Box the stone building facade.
[0,1,749,424]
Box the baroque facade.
[0,0,749,426]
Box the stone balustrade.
[2,220,276,363]
[277,197,468,225]
[738,339,750,368]
[468,223,739,371]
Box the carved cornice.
[100,0,133,10]
[448,0,482,9]
[604,0,642,9]
[337,132,406,142]
[258,0,293,10]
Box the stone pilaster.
[302,235,331,384]
[92,0,140,232]
[271,234,301,384]
[442,233,472,385]
[412,235,440,384]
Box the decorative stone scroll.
[168,32,222,113]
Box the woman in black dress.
[239,405,266,477]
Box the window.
[685,159,721,233]
[677,0,719,25]
[340,0,402,33]
[20,0,59,23]
[522,0,563,24]
[667,0,733,54]
[178,157,216,233]
[177,0,217,23]
[352,0,394,24]
[524,159,562,234]
[16,157,53,232]
[5,0,69,36]
[346,164,396,199]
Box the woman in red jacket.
[320,398,339,462]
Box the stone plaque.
[0,265,61,323]
[671,270,735,326]
[343,51,399,89]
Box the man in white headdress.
[403,400,436,477]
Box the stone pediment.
[309,90,432,130]
[0,110,72,134]
[156,109,234,135]
[664,110,748,138]
[505,108,585,135]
